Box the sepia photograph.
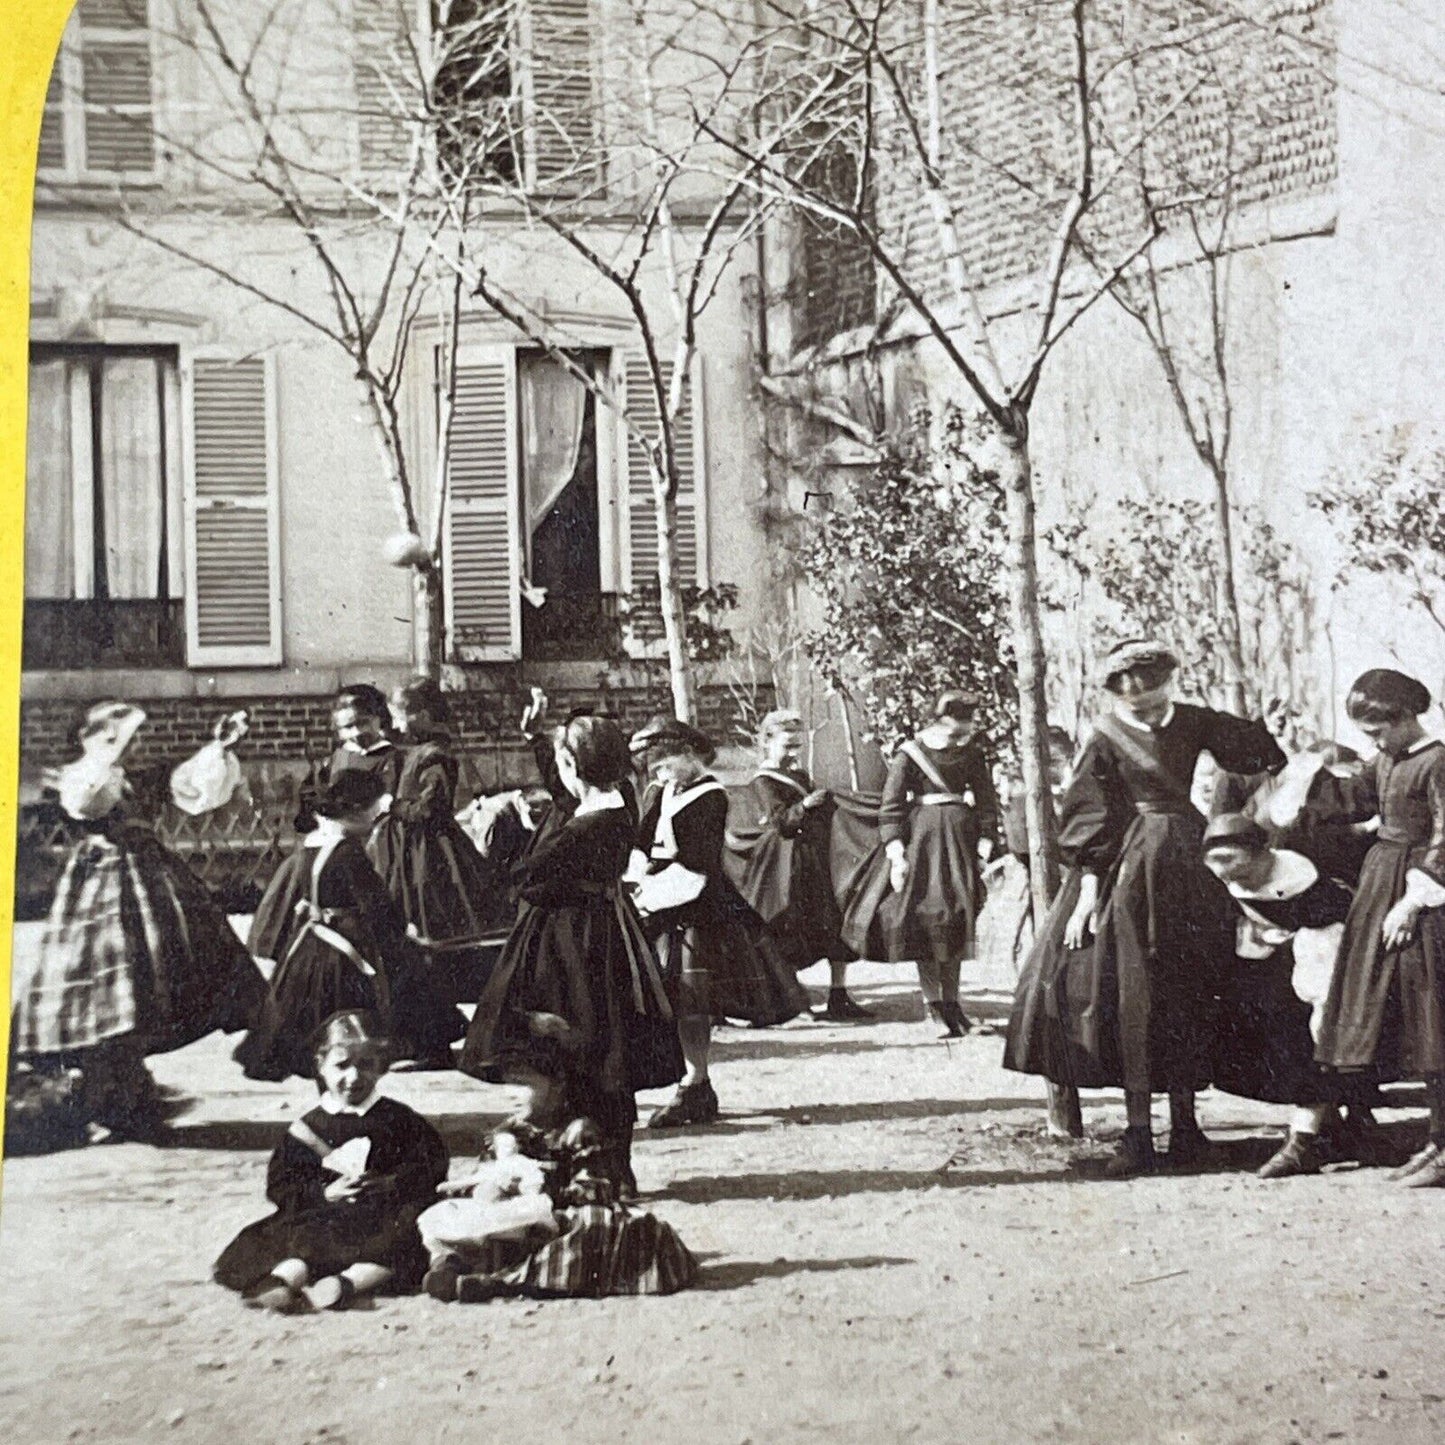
[3,0,1445,1440]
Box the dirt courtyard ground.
[4,927,1445,1445]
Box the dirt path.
[4,939,1445,1444]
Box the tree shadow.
[692,1254,914,1291]
[159,1108,509,1156]
[737,1097,1043,1126]
[661,1164,1076,1203]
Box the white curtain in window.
[518,353,586,564]
[99,355,165,599]
[25,360,74,599]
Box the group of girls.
[1004,642,1445,1189]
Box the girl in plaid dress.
[10,703,266,1142]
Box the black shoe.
[1164,1124,1213,1170]
[647,1080,720,1129]
[1104,1127,1157,1179]
[1257,1130,1322,1179]
[928,1002,971,1038]
[817,994,875,1022]
[424,1254,465,1303]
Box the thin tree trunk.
[412,565,444,680]
[1000,423,1059,921]
[651,463,697,723]
[1209,460,1248,714]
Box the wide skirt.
[371,817,508,947]
[1315,839,1445,1079]
[454,1205,697,1299]
[888,802,982,965]
[214,1197,431,1293]
[460,899,683,1095]
[731,832,852,970]
[651,886,811,1027]
[233,932,391,1082]
[1003,811,1233,1094]
[1212,948,1338,1105]
[11,827,266,1060]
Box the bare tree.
[708,0,1222,926]
[36,0,508,676]
[377,0,802,722]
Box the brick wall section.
[19,684,770,788]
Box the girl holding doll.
[215,1010,448,1312]
[459,713,682,1190]
[11,703,266,1141]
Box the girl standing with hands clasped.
[1274,668,1445,1187]
[880,691,999,1038]
[1003,640,1286,1176]
[727,709,871,1021]
[216,1011,448,1312]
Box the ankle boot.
[1104,1126,1156,1179]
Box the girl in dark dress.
[1281,668,1445,1188]
[236,770,461,1080]
[460,714,679,1188]
[880,691,1000,1037]
[11,703,267,1141]
[1002,640,1286,1177]
[216,1011,448,1312]
[726,708,871,1021]
[325,684,404,797]
[1200,813,1378,1178]
[371,677,499,948]
[632,720,811,1129]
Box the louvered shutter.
[183,354,283,666]
[618,351,708,651]
[526,0,599,191]
[78,0,156,176]
[38,64,67,172]
[352,0,414,178]
[445,346,522,661]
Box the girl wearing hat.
[879,691,1000,1037]
[1275,668,1445,1187]
[236,769,460,1081]
[11,702,267,1141]
[1200,813,1370,1177]
[631,718,810,1127]
[726,709,871,1021]
[459,713,681,1191]
[215,1011,448,1312]
[1003,640,1286,1176]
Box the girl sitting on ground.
[215,1010,448,1312]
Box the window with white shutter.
[183,354,283,666]
[444,345,523,661]
[522,0,601,193]
[351,0,419,180]
[38,0,157,181]
[616,350,709,652]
